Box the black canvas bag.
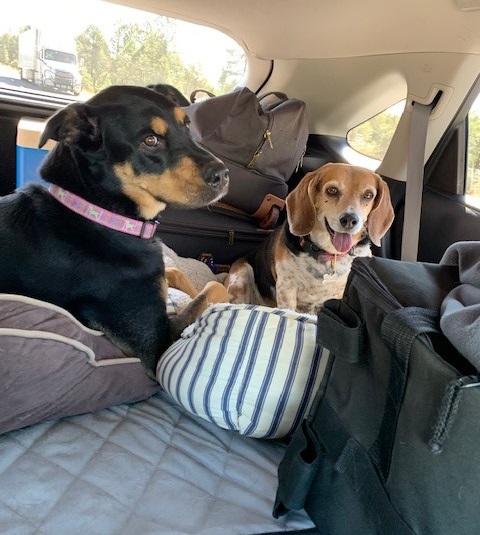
[157,204,273,266]
[185,87,309,227]
[272,255,480,535]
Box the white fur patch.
[275,243,371,314]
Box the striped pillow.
[157,303,326,439]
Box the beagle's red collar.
[299,235,355,262]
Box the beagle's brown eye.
[363,190,375,200]
[326,186,339,196]
[143,135,162,147]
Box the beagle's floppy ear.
[39,102,100,150]
[367,176,395,246]
[286,169,323,236]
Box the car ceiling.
[106,0,480,59]
[103,0,480,183]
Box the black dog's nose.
[339,212,359,230]
[205,163,229,189]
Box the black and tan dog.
[0,85,230,374]
[225,163,394,314]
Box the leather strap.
[251,194,285,221]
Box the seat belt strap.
[401,101,434,261]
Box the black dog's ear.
[147,83,190,107]
[39,102,100,149]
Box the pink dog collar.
[48,184,158,239]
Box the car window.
[346,100,405,168]
[0,0,246,102]
[466,93,480,205]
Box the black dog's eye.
[363,190,375,200]
[326,186,339,197]
[143,134,164,148]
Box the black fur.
[0,85,228,373]
[244,226,280,300]
[147,83,190,107]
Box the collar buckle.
[140,220,159,239]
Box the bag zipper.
[295,147,306,173]
[157,218,271,244]
[247,114,274,169]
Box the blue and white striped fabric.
[157,303,326,439]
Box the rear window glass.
[346,100,405,167]
[0,0,246,102]
[467,93,480,204]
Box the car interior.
[0,0,479,533]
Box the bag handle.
[258,91,288,102]
[189,88,288,104]
[316,299,365,364]
[369,307,439,478]
[189,88,216,103]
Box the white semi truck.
[18,29,83,96]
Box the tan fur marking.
[114,162,166,219]
[165,267,198,298]
[157,276,169,303]
[202,280,230,304]
[151,117,168,136]
[169,280,230,341]
[115,155,224,218]
[174,107,186,123]
[154,157,201,204]
[274,240,292,265]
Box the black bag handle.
[369,307,439,478]
[317,299,365,364]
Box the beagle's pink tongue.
[331,232,353,253]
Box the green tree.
[0,32,19,68]
[110,21,172,86]
[75,25,111,93]
[467,112,480,197]
[110,23,146,85]
[347,110,400,161]
[217,47,246,93]
[173,62,216,99]
[109,20,216,97]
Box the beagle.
[225,163,395,314]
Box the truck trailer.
[18,28,83,96]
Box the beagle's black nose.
[339,212,359,230]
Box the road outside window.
[0,0,246,102]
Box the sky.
[0,0,244,83]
